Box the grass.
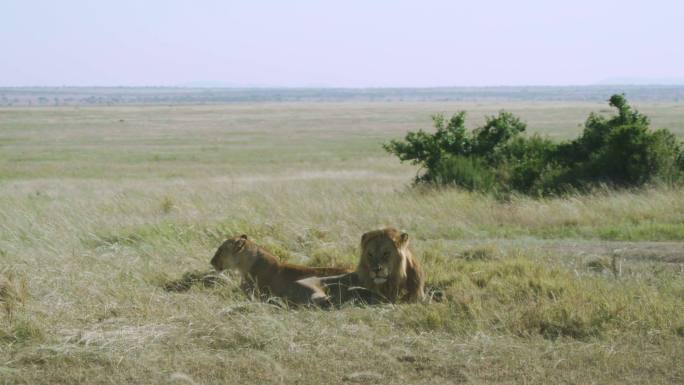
[1,102,683,384]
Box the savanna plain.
[1,101,683,384]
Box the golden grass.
[1,103,683,384]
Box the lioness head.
[210,234,252,272]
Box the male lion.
[356,228,425,302]
[210,234,351,305]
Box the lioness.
[356,227,425,302]
[210,234,351,305]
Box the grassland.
[1,102,683,384]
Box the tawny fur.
[210,235,351,304]
[355,228,426,302]
[297,272,380,307]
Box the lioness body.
[356,228,425,302]
[210,235,351,304]
[298,272,380,306]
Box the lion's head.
[356,228,425,302]
[210,234,254,272]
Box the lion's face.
[359,229,408,285]
[356,228,425,302]
[210,234,249,272]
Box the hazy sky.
[2,0,683,87]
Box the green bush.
[384,95,684,195]
[429,155,498,192]
[555,94,684,188]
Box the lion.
[355,227,425,302]
[210,234,351,305]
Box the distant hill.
[597,77,684,86]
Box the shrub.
[429,155,498,192]
[384,94,684,195]
[555,94,684,189]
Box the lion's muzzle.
[370,265,388,284]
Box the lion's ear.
[235,234,248,250]
[361,231,371,246]
[399,232,409,247]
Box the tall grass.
[1,103,683,384]
[1,176,683,384]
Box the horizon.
[3,82,684,90]
[2,0,683,87]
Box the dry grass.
[1,102,683,384]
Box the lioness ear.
[399,232,409,247]
[240,234,248,240]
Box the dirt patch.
[533,240,684,264]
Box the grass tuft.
[160,196,175,214]
[460,245,502,261]
[161,270,227,292]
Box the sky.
[1,0,683,87]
